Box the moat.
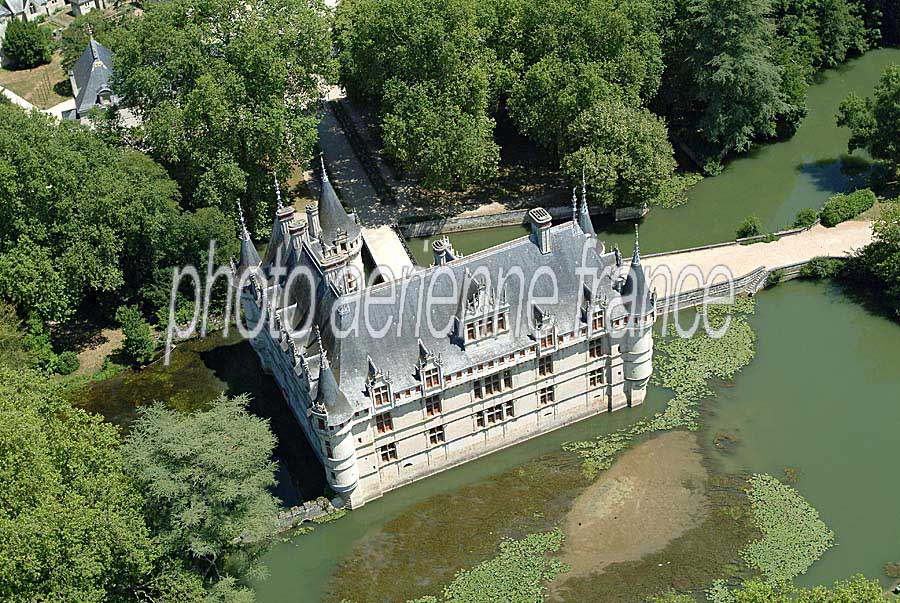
[67,49,900,601]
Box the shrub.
[820,189,876,227]
[766,269,785,287]
[737,215,763,239]
[3,20,52,68]
[116,305,155,366]
[800,256,845,280]
[55,351,80,375]
[793,208,820,228]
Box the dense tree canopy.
[0,367,207,603]
[838,64,900,169]
[654,575,894,602]
[114,0,335,227]
[123,396,280,586]
[0,104,236,324]
[2,19,52,69]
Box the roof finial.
[237,200,248,239]
[571,187,578,231]
[632,224,641,265]
[581,165,587,206]
[274,173,283,209]
[316,326,330,369]
[320,153,328,183]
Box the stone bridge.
[640,220,874,312]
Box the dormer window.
[423,366,440,389]
[371,383,390,407]
[540,333,554,350]
[592,312,604,331]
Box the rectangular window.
[425,395,442,416]
[423,367,440,389]
[538,386,555,406]
[589,368,605,388]
[476,411,486,428]
[538,355,554,376]
[504,369,513,389]
[483,319,494,337]
[324,441,333,458]
[592,313,604,330]
[540,333,554,349]
[379,443,398,463]
[497,313,507,331]
[375,412,393,434]
[466,323,477,341]
[589,338,603,359]
[486,404,504,424]
[474,380,483,399]
[504,401,515,417]
[372,384,390,406]
[428,425,446,446]
[485,372,503,396]
[317,418,326,430]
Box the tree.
[837,64,900,171]
[685,0,791,161]
[560,98,676,209]
[381,79,500,188]
[0,102,237,325]
[122,396,280,585]
[2,19,51,69]
[116,305,156,365]
[59,11,130,71]
[737,215,763,238]
[114,0,335,227]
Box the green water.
[407,224,530,266]
[704,280,900,588]
[407,48,900,260]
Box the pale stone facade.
[235,169,655,508]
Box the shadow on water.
[68,331,326,507]
[798,154,873,197]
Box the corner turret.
[620,226,655,406]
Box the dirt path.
[553,431,709,587]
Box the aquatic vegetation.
[340,530,568,603]
[741,473,834,581]
[564,298,757,478]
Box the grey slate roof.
[71,38,116,117]
[318,164,360,245]
[3,0,23,15]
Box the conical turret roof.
[316,346,354,426]
[237,201,262,273]
[318,158,360,245]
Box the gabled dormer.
[453,269,510,347]
[532,303,556,355]
[366,355,393,409]
[581,282,608,334]
[415,339,443,393]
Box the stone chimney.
[306,203,321,239]
[289,221,306,252]
[529,207,552,254]
[432,238,448,266]
[276,205,295,238]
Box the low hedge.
[820,189,876,227]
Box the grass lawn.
[0,52,70,109]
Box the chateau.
[234,167,656,508]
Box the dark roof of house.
[71,37,115,116]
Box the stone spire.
[571,187,579,232]
[274,173,283,209]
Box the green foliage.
[560,98,677,209]
[0,103,237,324]
[55,351,80,375]
[793,208,820,228]
[116,305,156,366]
[765,269,785,287]
[840,201,900,317]
[122,395,280,584]
[0,367,170,602]
[819,188,876,226]
[838,65,900,170]
[800,256,845,279]
[114,0,335,226]
[2,19,52,68]
[0,304,38,369]
[565,298,757,478]
[742,473,835,581]
[737,215,764,239]
[698,574,893,603]
[439,529,568,603]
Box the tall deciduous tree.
[560,98,676,209]
[123,396,280,586]
[686,0,790,161]
[114,0,335,226]
[0,367,207,603]
[837,64,900,169]
[2,19,51,69]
